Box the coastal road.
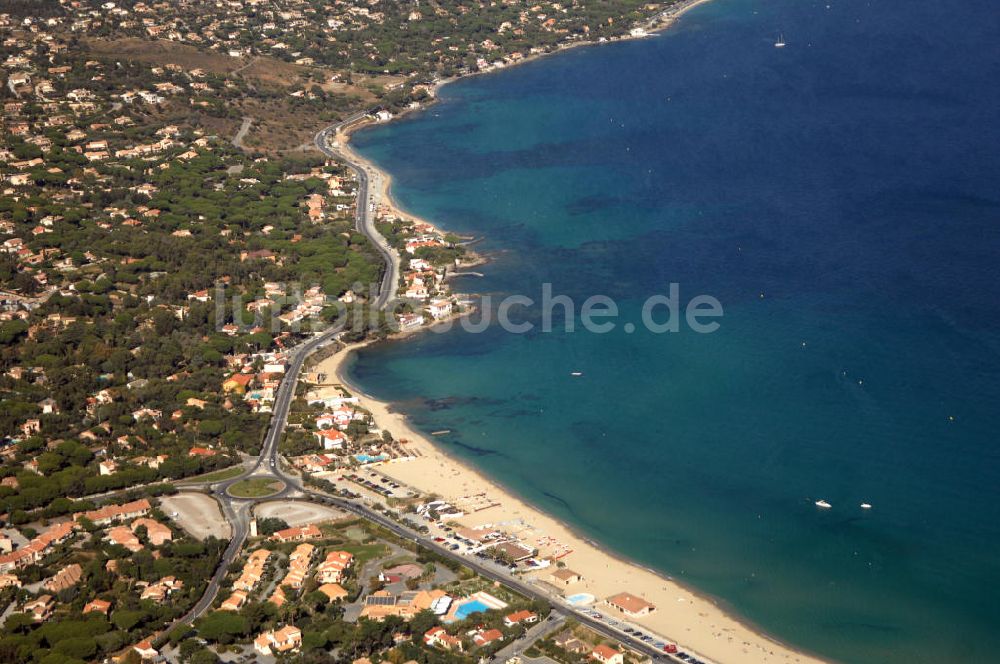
[171,112,690,664]
[177,326,347,622]
[264,465,684,664]
[306,114,692,664]
[314,114,400,308]
[172,111,399,625]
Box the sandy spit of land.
[307,346,825,664]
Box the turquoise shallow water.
[347,0,1000,661]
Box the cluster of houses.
[254,624,303,656]
[221,349,291,413]
[554,632,627,664]
[0,499,156,581]
[19,0,636,80]
[222,523,353,615]
[311,399,367,450]
[408,604,539,653]
[138,575,185,602]
[1,18,326,457]
[222,548,272,611]
[106,517,173,552]
[1,4,377,444]
[237,282,329,329]
[393,227,458,332]
[285,393,418,479]
[0,495,194,652]
[439,609,539,650]
[293,169,355,222]
[0,521,75,573]
[270,542,352,607]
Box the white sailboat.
[774,33,786,48]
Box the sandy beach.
[308,3,829,661]
[332,122,446,237]
[307,345,825,664]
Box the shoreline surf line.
[303,343,830,664]
[311,0,829,661]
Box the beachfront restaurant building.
[605,592,656,618]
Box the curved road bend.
[314,114,400,307]
[176,115,681,663]
[172,112,396,627]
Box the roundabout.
[226,477,285,499]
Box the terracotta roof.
[318,583,348,601]
[606,591,655,614]
[83,598,111,614]
[474,628,503,645]
[593,644,622,660]
[44,563,82,592]
[76,498,150,524]
[272,524,322,541]
[505,609,536,624]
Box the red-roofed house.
[605,592,656,617]
[83,598,111,614]
[473,628,504,647]
[131,518,173,546]
[75,499,150,526]
[316,550,353,583]
[221,590,249,612]
[424,626,463,651]
[44,563,82,592]
[591,644,624,664]
[271,524,322,542]
[24,595,54,621]
[503,610,538,627]
[133,639,158,660]
[223,372,254,392]
[107,525,142,552]
[317,583,348,602]
[254,625,302,655]
[314,429,347,450]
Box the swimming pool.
[354,453,388,464]
[453,599,491,620]
[566,593,595,606]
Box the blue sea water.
[347,0,1000,661]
